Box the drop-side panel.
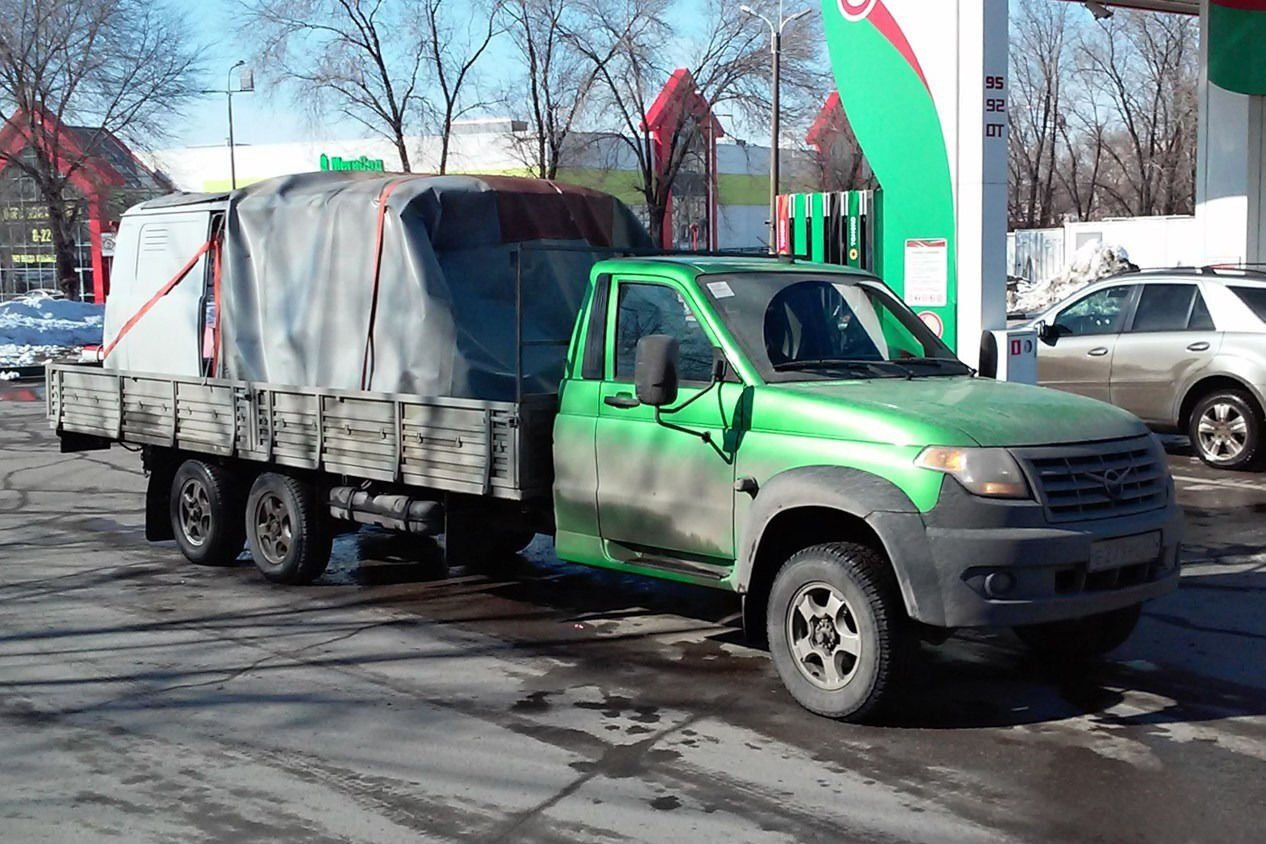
[46,364,553,502]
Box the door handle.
[604,393,640,409]
[1186,341,1210,352]
[1087,347,1109,357]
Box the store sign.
[318,153,386,173]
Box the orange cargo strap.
[209,238,224,376]
[361,178,410,390]
[101,240,214,362]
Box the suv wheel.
[766,542,913,722]
[1189,390,1263,470]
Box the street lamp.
[201,61,254,190]
[741,3,811,254]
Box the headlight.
[914,446,1031,499]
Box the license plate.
[1088,532,1161,572]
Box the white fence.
[1008,216,1202,283]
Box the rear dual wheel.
[170,459,246,566]
[246,473,332,585]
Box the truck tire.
[1012,603,1142,660]
[766,542,913,722]
[1188,389,1263,470]
[246,473,332,585]
[170,459,245,566]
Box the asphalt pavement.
[2,384,1265,843]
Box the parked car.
[1029,267,1266,469]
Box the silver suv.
[1030,267,1266,470]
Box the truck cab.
[553,256,1182,719]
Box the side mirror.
[634,334,679,407]
[1037,320,1064,346]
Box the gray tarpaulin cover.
[220,172,650,399]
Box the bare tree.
[811,133,874,193]
[421,0,498,174]
[501,0,603,179]
[242,0,427,171]
[1008,0,1071,229]
[570,0,823,244]
[1079,10,1198,217]
[0,0,200,298]
[1054,76,1107,220]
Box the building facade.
[0,109,172,302]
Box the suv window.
[1230,286,1266,323]
[1130,284,1213,332]
[614,282,714,383]
[1054,285,1134,336]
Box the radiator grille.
[1020,437,1168,523]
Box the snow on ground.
[0,291,103,368]
[1009,240,1135,316]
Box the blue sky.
[172,0,1108,151]
[175,0,764,149]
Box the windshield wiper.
[897,356,977,376]
[772,358,916,379]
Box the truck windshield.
[701,273,969,382]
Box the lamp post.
[201,61,254,190]
[741,3,810,254]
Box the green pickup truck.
[51,245,1182,721]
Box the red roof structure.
[642,69,723,250]
[806,91,847,153]
[0,107,171,301]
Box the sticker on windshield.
[707,281,735,299]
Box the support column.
[1196,0,1266,267]
[821,0,1008,366]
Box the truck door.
[594,278,738,565]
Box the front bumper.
[870,477,1183,628]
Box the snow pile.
[1009,240,1135,315]
[0,291,104,367]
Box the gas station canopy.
[1070,0,1199,13]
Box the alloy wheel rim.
[178,478,212,547]
[785,581,863,691]
[254,492,293,565]
[1197,403,1248,462]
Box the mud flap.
[144,449,177,542]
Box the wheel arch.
[736,466,939,641]
[1178,373,1265,431]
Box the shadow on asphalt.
[78,525,1250,734]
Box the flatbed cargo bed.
[46,363,556,501]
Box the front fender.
[735,466,943,623]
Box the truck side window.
[614,283,714,383]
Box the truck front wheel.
[1012,603,1142,660]
[766,542,913,722]
[246,473,332,585]
[170,459,245,566]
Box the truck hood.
[759,376,1148,448]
